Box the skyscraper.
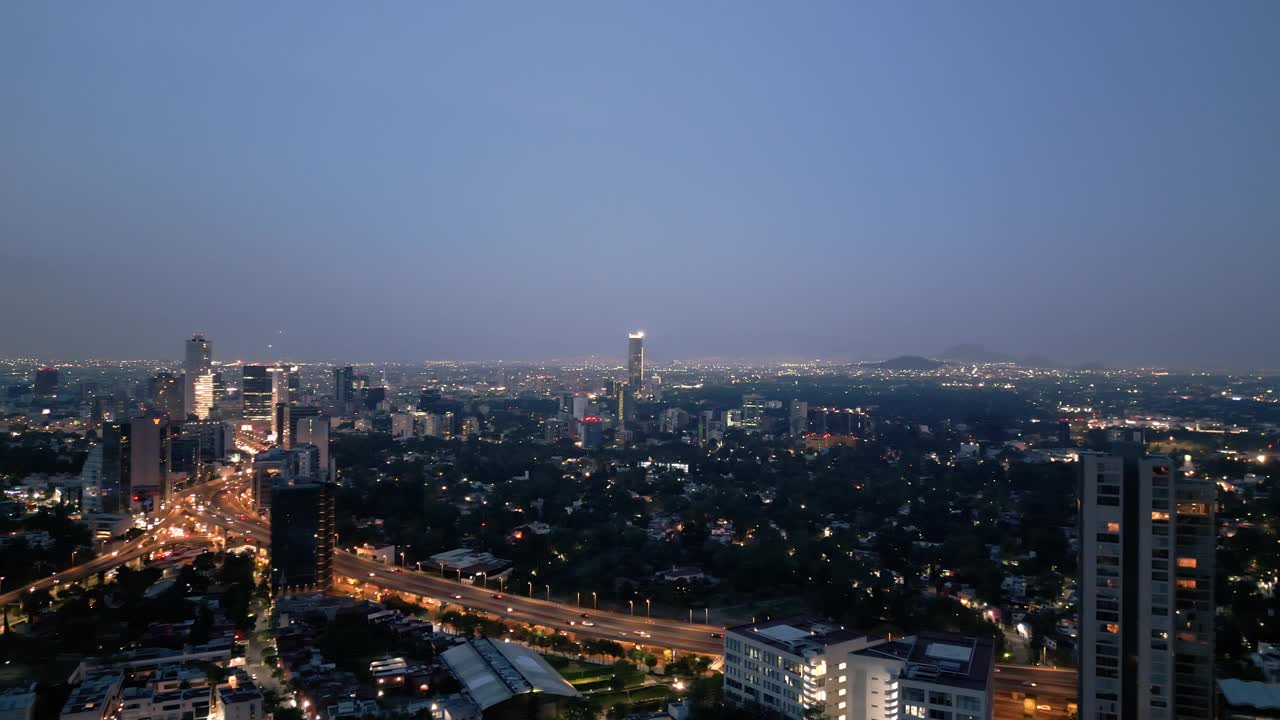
[33,367,59,397]
[295,416,330,482]
[270,480,335,594]
[149,371,184,418]
[183,334,212,417]
[129,414,171,510]
[627,332,645,390]
[241,365,273,423]
[274,403,291,448]
[333,366,354,411]
[100,421,131,514]
[1078,437,1216,720]
[191,372,215,420]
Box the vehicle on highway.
[1022,681,1038,687]
[581,621,595,626]
[507,607,514,612]
[453,594,463,599]
[580,613,590,618]
[710,632,724,639]
[492,594,504,599]
[635,631,651,638]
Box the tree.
[557,697,596,720]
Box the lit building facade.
[1078,439,1216,720]
[240,365,273,423]
[183,335,212,418]
[627,331,645,390]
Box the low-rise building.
[0,688,36,720]
[440,638,579,719]
[60,671,123,720]
[722,617,993,720]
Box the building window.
[1176,558,1197,569]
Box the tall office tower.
[129,414,172,510]
[295,416,330,481]
[100,421,131,514]
[270,480,335,594]
[1078,438,1216,720]
[80,445,105,512]
[616,385,632,426]
[287,365,301,394]
[241,365,274,422]
[268,365,289,407]
[150,371,184,418]
[191,372,215,419]
[183,334,212,417]
[333,366,354,410]
[273,403,291,448]
[789,400,809,436]
[627,332,645,390]
[741,393,766,429]
[571,395,589,421]
[33,367,60,397]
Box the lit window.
[1104,623,1120,634]
[1176,558,1197,569]
[1176,579,1196,589]
[1106,522,1120,532]
[1151,511,1170,521]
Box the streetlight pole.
[545,585,550,602]
[576,592,581,607]
[629,600,634,615]
[704,608,709,624]
[689,609,692,624]
[527,581,533,598]
[646,598,651,619]
[592,591,597,610]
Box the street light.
[527,581,533,598]
[545,584,550,602]
[592,591,597,610]
[576,592,581,607]
[646,598,651,618]
[629,600,634,615]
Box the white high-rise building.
[294,416,330,481]
[183,334,212,419]
[1078,438,1216,720]
[723,618,993,720]
[191,371,215,420]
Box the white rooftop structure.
[441,638,577,711]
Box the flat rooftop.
[726,617,876,658]
[855,631,994,692]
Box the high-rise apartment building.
[99,421,132,514]
[241,365,273,423]
[627,332,645,390]
[1078,439,1216,720]
[789,400,809,436]
[273,403,291,448]
[183,335,212,417]
[270,480,335,594]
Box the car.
[492,594,504,599]
[507,607,514,612]
[710,633,725,639]
[567,620,577,625]
[1037,705,1051,713]
[581,621,595,626]
[368,572,376,577]
[1022,681,1038,687]
[453,594,463,599]
[580,613,590,618]
[391,568,404,573]
[635,631,651,638]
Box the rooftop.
[1218,679,1280,711]
[726,617,875,658]
[855,631,995,692]
[441,638,578,710]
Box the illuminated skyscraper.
[191,372,215,420]
[129,414,171,511]
[183,334,212,417]
[333,366,354,411]
[241,365,274,422]
[627,332,645,390]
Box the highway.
[5,471,1079,714]
[205,482,727,655]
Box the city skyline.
[3,3,1279,368]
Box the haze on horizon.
[2,3,1278,370]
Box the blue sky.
[2,2,1277,367]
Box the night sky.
[2,3,1277,368]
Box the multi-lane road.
[7,473,1078,718]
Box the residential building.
[722,617,993,720]
[1078,437,1216,720]
[150,372,184,419]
